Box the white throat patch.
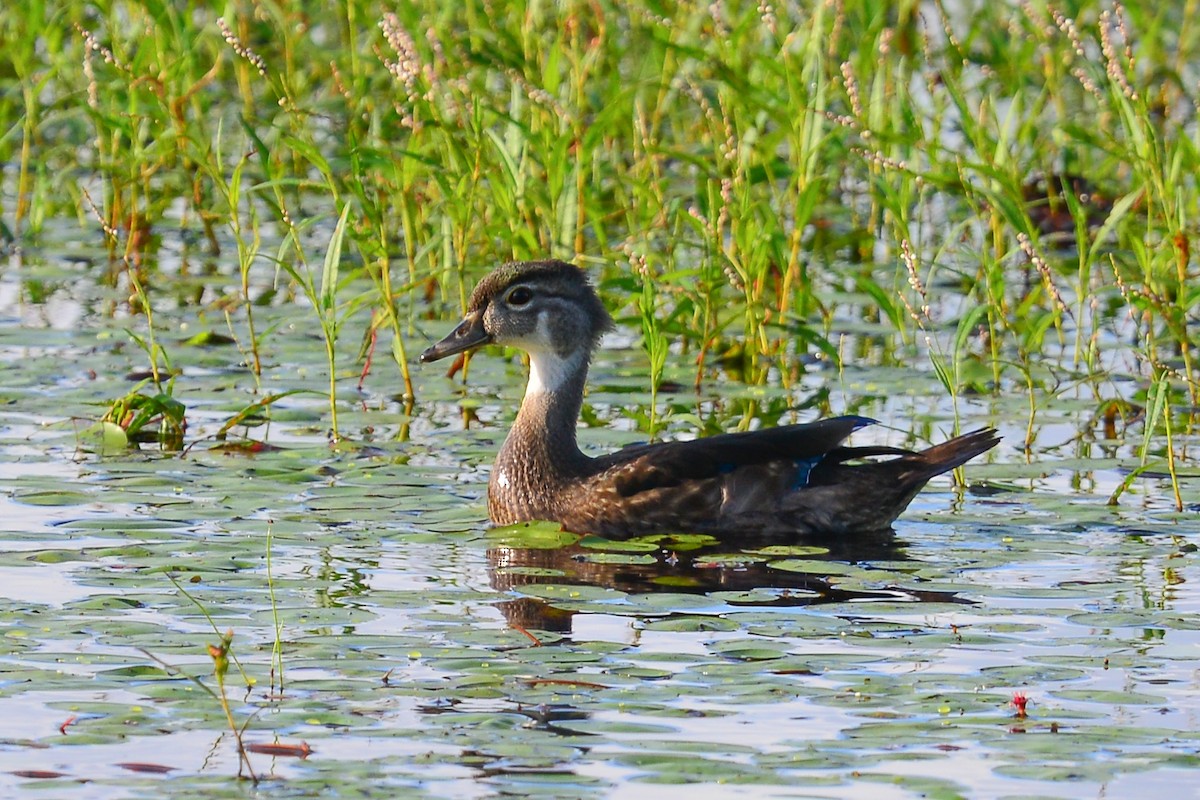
[521,310,583,397]
[525,350,581,397]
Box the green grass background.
[1,1,1195,491]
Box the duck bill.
[420,310,491,363]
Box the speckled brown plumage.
[421,260,1000,539]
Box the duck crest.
[422,260,1000,540]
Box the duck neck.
[495,348,593,489]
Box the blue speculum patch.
[792,456,823,489]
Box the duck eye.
[506,287,533,307]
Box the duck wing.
[594,415,876,498]
[561,423,998,539]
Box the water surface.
[0,264,1196,799]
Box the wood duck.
[421,260,999,539]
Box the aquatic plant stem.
[265,523,285,694]
[208,631,259,783]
